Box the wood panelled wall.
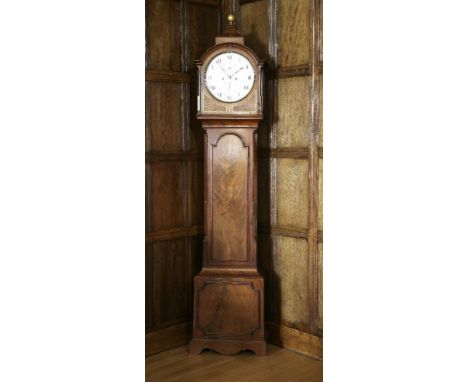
[238,0,323,359]
[145,0,322,359]
[145,0,220,356]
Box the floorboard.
[146,344,323,382]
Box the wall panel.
[240,0,269,64]
[239,0,323,358]
[149,162,185,232]
[146,239,188,330]
[189,4,219,66]
[277,77,311,148]
[277,158,309,229]
[272,236,310,332]
[278,0,309,67]
[146,82,183,152]
[146,0,221,356]
[146,0,182,71]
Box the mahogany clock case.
[189,37,267,356]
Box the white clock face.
[205,52,255,103]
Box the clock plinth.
[190,21,265,356]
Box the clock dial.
[205,52,255,103]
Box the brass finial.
[227,14,235,25]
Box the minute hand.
[233,67,245,75]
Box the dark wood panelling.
[145,0,221,356]
[146,239,188,331]
[148,162,185,232]
[146,82,183,152]
[189,3,219,67]
[240,0,263,5]
[146,322,192,356]
[146,225,203,242]
[146,0,181,71]
[145,151,202,162]
[189,0,219,7]
[190,86,205,152]
[189,160,204,226]
[145,69,191,83]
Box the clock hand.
[217,62,229,76]
[233,67,244,75]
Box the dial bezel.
[204,50,256,104]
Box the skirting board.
[146,321,323,360]
[266,322,323,360]
[146,322,192,357]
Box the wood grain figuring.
[278,0,310,67]
[146,322,192,356]
[149,162,185,232]
[212,134,248,262]
[277,77,311,148]
[277,158,309,229]
[191,275,265,355]
[197,281,259,337]
[273,236,310,332]
[147,0,181,71]
[146,344,323,381]
[147,82,183,151]
[240,0,269,64]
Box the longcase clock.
[189,14,266,356]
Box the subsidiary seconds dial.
[205,52,255,103]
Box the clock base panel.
[191,274,265,355]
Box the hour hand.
[234,67,244,74]
[217,62,228,75]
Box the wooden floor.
[146,344,323,382]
